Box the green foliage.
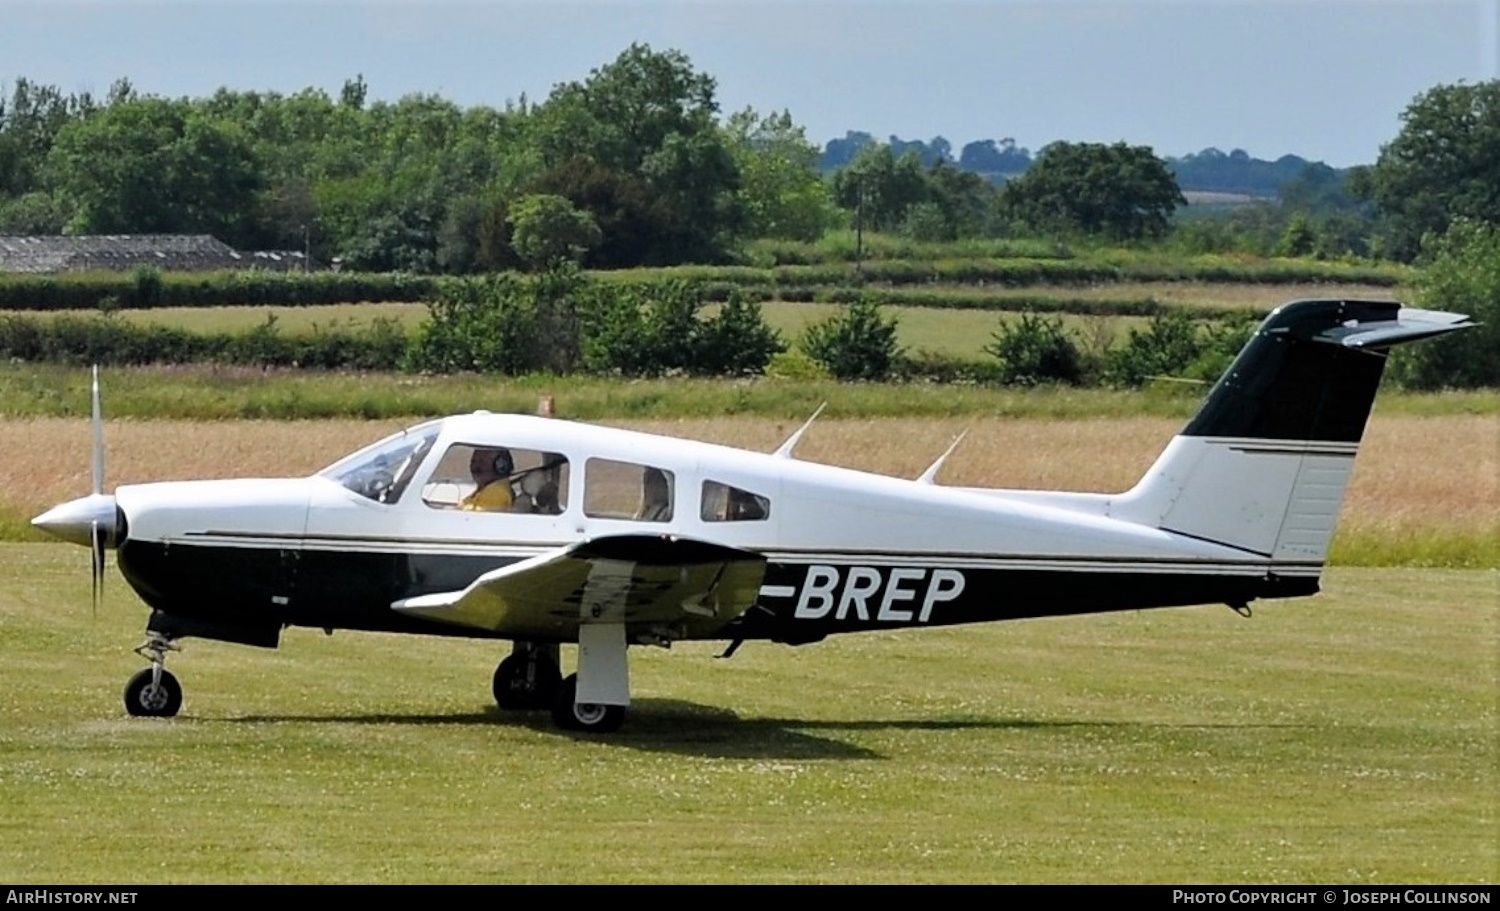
[530,43,745,265]
[0,270,435,311]
[47,96,263,246]
[411,267,781,377]
[799,297,902,380]
[1364,80,1500,260]
[0,311,410,369]
[696,291,787,374]
[506,193,602,270]
[899,201,954,242]
[725,108,839,242]
[581,282,784,376]
[408,266,588,375]
[1102,310,1259,387]
[1103,310,1203,387]
[983,311,1085,385]
[129,265,163,308]
[1276,214,1316,257]
[832,145,934,233]
[1004,141,1186,240]
[1387,218,1500,389]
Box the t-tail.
[1111,299,1473,567]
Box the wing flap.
[391,534,767,640]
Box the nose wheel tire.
[550,673,625,733]
[124,668,182,718]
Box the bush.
[983,311,1084,385]
[799,297,901,381]
[1103,310,1203,387]
[693,291,787,375]
[1387,219,1500,389]
[407,269,584,375]
[412,268,783,378]
[0,313,409,369]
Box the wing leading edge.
[391,534,767,642]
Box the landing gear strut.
[124,632,182,717]
[492,642,561,710]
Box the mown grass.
[0,546,1491,883]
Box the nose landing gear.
[125,632,182,718]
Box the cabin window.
[584,459,673,522]
[323,425,440,505]
[700,481,770,522]
[421,444,569,514]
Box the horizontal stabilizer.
[1304,306,1475,350]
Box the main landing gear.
[124,631,182,717]
[550,673,625,733]
[492,635,630,734]
[492,642,562,710]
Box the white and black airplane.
[32,299,1473,733]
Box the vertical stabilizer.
[1115,300,1473,562]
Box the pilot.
[461,447,515,512]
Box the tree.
[507,194,602,269]
[1002,141,1185,239]
[1387,218,1500,388]
[958,138,1031,176]
[725,108,838,242]
[830,144,928,232]
[47,97,263,245]
[523,156,666,268]
[529,44,743,264]
[1364,80,1500,261]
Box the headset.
[470,447,513,478]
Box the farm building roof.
[0,235,318,273]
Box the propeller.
[30,365,124,614]
[90,365,106,616]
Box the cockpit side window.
[701,480,770,522]
[421,444,570,515]
[585,459,673,522]
[323,426,439,504]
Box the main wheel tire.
[550,673,625,733]
[492,652,561,710]
[123,668,182,718]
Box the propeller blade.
[90,518,104,618]
[91,365,104,496]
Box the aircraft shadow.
[215,700,1310,760]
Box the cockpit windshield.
[318,420,442,504]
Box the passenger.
[637,467,672,521]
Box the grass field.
[0,544,1492,883]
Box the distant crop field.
[0,546,1492,883]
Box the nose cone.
[32,493,125,547]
